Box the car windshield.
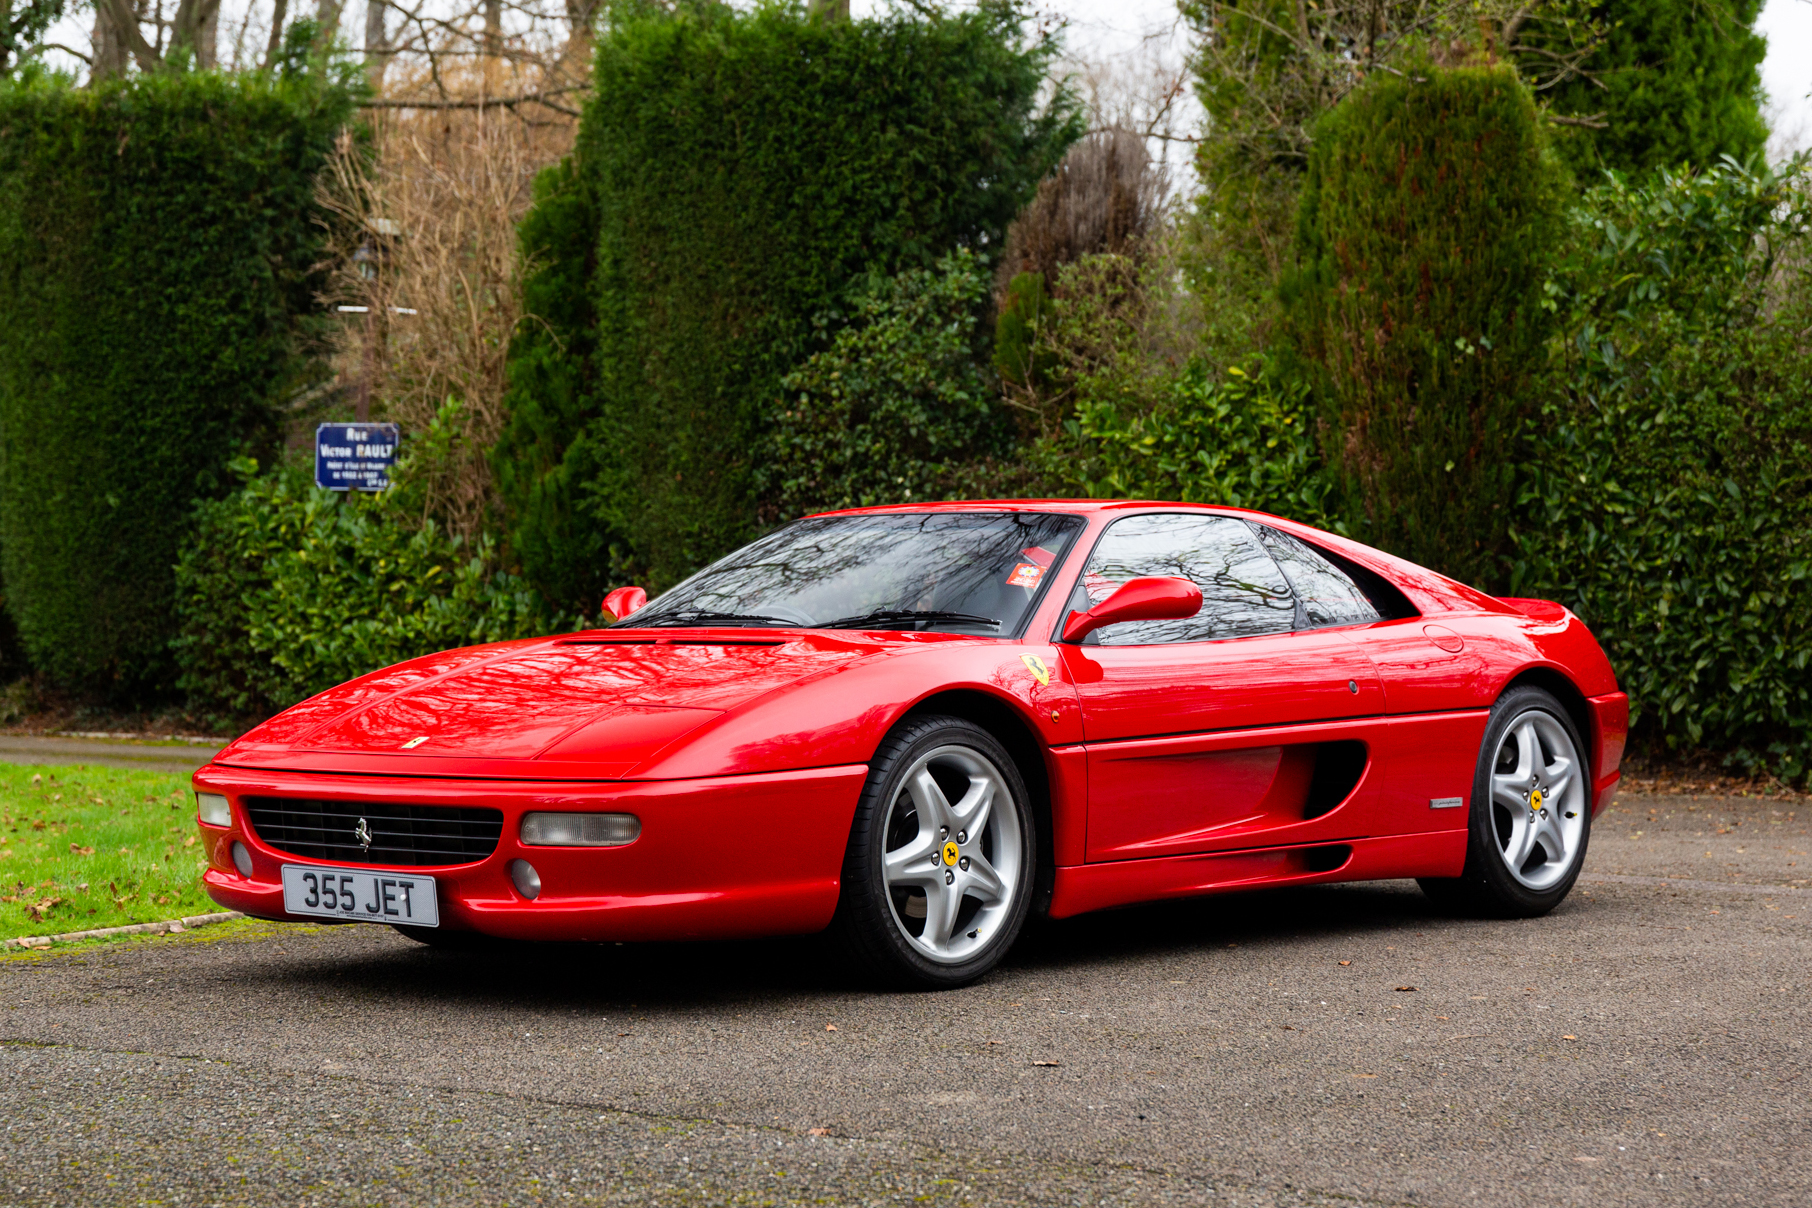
[627,511,1086,635]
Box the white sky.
[35,0,1812,162]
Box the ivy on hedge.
[0,70,353,692]
[762,250,1008,520]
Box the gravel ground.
[0,789,1806,1207]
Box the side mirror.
[601,586,648,623]
[1061,576,1202,643]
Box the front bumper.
[193,762,867,942]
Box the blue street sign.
[315,422,400,491]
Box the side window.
[1078,514,1296,645]
[1257,526,1383,627]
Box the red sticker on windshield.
[1006,563,1045,589]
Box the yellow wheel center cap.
[942,841,960,867]
[1530,788,1545,811]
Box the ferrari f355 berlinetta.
[194,502,1627,987]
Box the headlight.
[519,811,640,847]
[196,792,232,827]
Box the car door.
[1258,524,1489,841]
[1056,513,1386,863]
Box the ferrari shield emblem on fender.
[1020,654,1051,686]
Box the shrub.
[762,251,1007,520]
[1284,62,1566,588]
[0,71,354,693]
[499,0,1082,590]
[1510,161,1812,778]
[1069,358,1339,528]
[174,459,566,723]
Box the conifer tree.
[1283,61,1566,588]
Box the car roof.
[803,499,1278,520]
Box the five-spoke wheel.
[1420,686,1592,917]
[834,716,1035,988]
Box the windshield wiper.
[818,608,1001,631]
[631,609,801,628]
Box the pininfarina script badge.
[354,817,373,853]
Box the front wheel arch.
[898,688,1056,913]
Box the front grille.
[243,798,504,867]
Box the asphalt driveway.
[0,788,1805,1207]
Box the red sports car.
[193,502,1627,987]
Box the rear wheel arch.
[900,689,1056,913]
[1501,666,1595,777]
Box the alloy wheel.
[1487,709,1587,891]
[879,744,1023,965]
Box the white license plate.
[280,864,439,927]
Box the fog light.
[230,841,253,877]
[196,792,231,827]
[519,812,640,847]
[510,859,542,900]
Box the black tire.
[831,715,1037,990]
[1418,685,1593,918]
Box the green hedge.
[1284,62,1565,589]
[1510,162,1812,777]
[0,70,353,692]
[174,459,564,723]
[500,0,1081,593]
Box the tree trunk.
[363,0,388,90]
[314,0,342,48]
[484,0,501,60]
[197,0,218,67]
[92,2,131,78]
[264,0,288,67]
[558,0,597,81]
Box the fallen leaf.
[1352,1072,1378,1079]
[1281,1024,1295,1031]
[1563,1035,1578,1041]
[183,835,197,848]
[1395,986,1417,992]
[824,1024,838,1032]
[1436,1016,1450,1021]
[1338,960,1351,966]
[1032,1060,1061,1067]
[69,844,94,856]
[30,774,40,785]
[807,1127,833,1137]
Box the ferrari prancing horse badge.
[1020,654,1051,686]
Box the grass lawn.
[0,762,212,940]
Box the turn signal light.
[196,792,232,827]
[519,812,641,847]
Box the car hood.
[212,631,891,778]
